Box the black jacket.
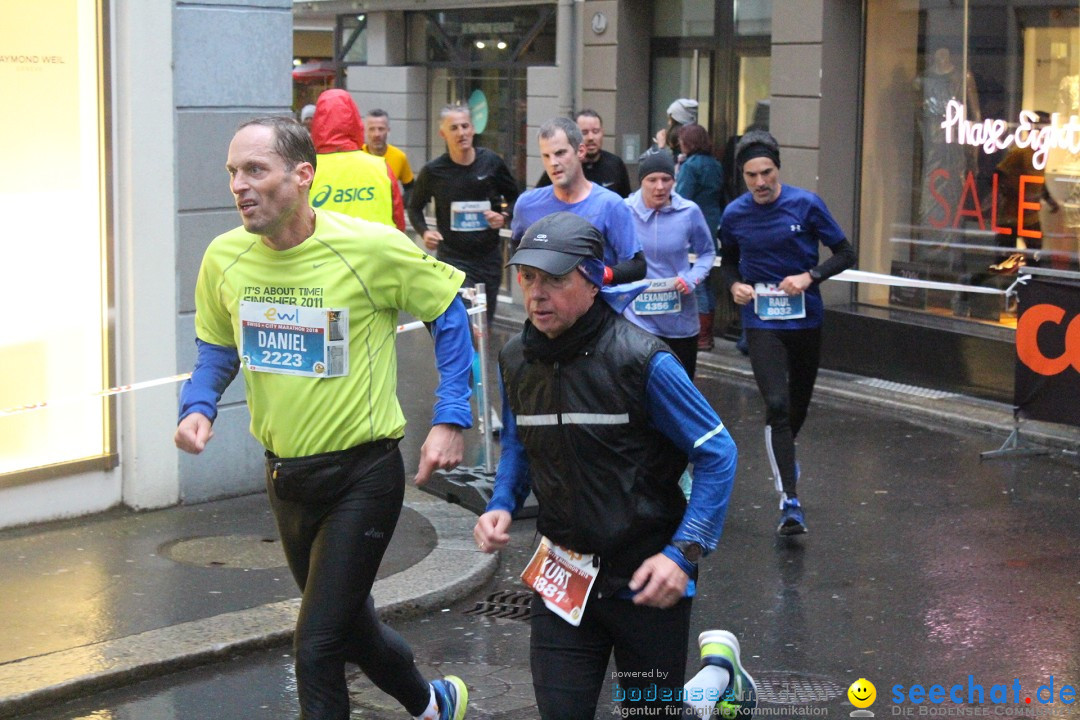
[499,306,687,595]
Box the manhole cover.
[161,535,287,570]
[464,589,533,621]
[755,670,845,704]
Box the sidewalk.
[0,485,496,719]
[2,307,1076,719]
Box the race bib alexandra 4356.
[239,301,348,378]
[632,277,682,316]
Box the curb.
[0,494,497,719]
[694,346,1080,454]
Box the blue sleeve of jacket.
[178,338,240,423]
[644,352,737,574]
[486,374,532,514]
[509,192,531,249]
[429,294,474,428]
[681,206,717,289]
[610,199,644,261]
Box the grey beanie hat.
[638,151,676,182]
[666,98,699,125]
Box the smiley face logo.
[848,678,876,709]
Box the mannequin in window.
[1058,72,1079,118]
[913,46,981,261]
[990,112,1059,273]
[1056,68,1080,265]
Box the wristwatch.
[808,267,823,283]
[673,540,703,564]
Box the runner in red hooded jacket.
[309,89,406,231]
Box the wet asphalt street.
[18,321,1080,720]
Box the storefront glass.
[0,0,110,476]
[861,1,1080,327]
[653,0,715,38]
[650,51,713,139]
[428,67,528,184]
[735,0,772,36]
[407,6,555,66]
[408,6,553,184]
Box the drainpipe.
[556,0,578,118]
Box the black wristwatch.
[808,267,823,283]
[673,541,703,564]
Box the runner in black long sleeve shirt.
[407,105,520,324]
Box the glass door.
[650,50,714,140]
[428,68,528,185]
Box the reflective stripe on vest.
[516,412,630,426]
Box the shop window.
[650,52,713,139]
[406,7,555,66]
[428,68,528,184]
[861,1,1080,327]
[0,0,111,477]
[337,14,367,65]
[406,7,552,189]
[736,0,772,37]
[653,0,715,38]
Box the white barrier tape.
[1,304,488,419]
[890,236,1013,252]
[0,374,198,418]
[831,269,1015,295]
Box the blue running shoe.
[699,630,757,718]
[778,496,807,536]
[431,675,468,720]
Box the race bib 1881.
[239,301,348,377]
[520,536,598,626]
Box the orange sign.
[1014,277,1080,428]
[1016,303,1080,376]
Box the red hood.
[310,89,365,153]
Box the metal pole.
[555,0,577,119]
[472,284,495,473]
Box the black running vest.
[500,311,688,594]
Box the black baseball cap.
[507,212,604,276]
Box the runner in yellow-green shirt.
[364,108,415,198]
[175,116,472,720]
